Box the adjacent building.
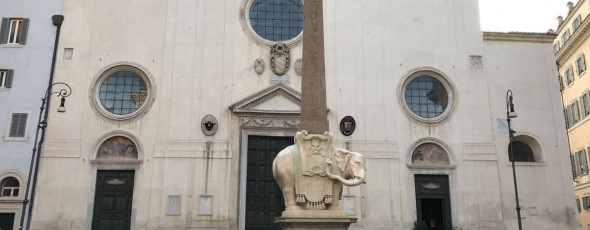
[554,0,590,229]
[0,1,64,230]
[28,0,576,229]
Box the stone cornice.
[556,15,590,65]
[483,32,556,43]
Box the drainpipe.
[18,14,64,230]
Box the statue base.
[274,216,357,230]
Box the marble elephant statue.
[272,146,367,211]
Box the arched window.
[0,177,20,197]
[508,141,535,162]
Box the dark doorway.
[415,175,452,230]
[0,213,15,230]
[245,135,293,230]
[92,170,135,230]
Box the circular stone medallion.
[201,115,218,136]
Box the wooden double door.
[415,174,452,230]
[245,135,293,230]
[92,170,135,230]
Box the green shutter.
[9,113,27,137]
[582,54,586,72]
[19,18,29,45]
[5,70,13,88]
[0,18,9,44]
[571,154,578,180]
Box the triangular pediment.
[230,83,301,117]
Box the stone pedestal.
[274,217,357,230]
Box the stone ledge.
[274,216,357,230]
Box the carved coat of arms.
[270,43,290,76]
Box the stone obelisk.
[299,0,329,134]
[273,0,362,229]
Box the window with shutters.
[576,149,588,176]
[573,15,582,31]
[0,18,29,45]
[0,69,13,88]
[566,101,581,128]
[562,29,571,44]
[580,91,590,118]
[584,196,590,210]
[577,54,587,75]
[554,41,560,54]
[4,111,30,140]
[577,197,582,212]
[565,66,575,85]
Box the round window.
[90,64,155,121]
[405,76,448,118]
[242,0,304,46]
[99,71,147,115]
[399,68,455,123]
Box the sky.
[479,0,570,32]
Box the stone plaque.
[270,74,291,85]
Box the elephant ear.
[336,148,352,172]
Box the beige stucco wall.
[556,0,590,229]
[29,0,576,229]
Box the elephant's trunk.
[326,168,365,186]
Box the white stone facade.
[30,0,576,229]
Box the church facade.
[29,0,576,229]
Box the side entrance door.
[415,174,452,230]
[0,213,15,230]
[92,170,135,230]
[245,135,293,230]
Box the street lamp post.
[18,14,66,230]
[506,89,523,230]
[18,82,71,230]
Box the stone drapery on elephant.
[272,131,367,214]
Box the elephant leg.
[282,185,301,210]
[329,183,343,210]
